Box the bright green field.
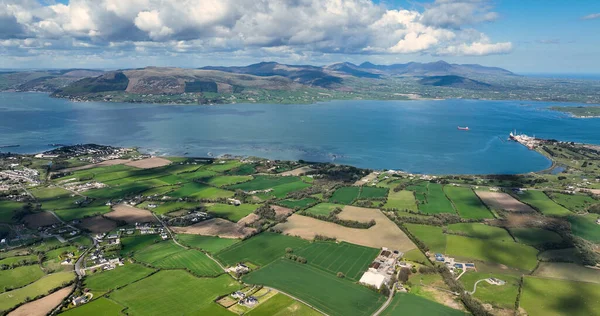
[411,183,455,214]
[568,214,600,243]
[0,255,38,266]
[215,232,310,267]
[109,271,240,315]
[447,223,513,242]
[243,259,386,316]
[383,190,417,211]
[0,265,45,292]
[149,201,200,215]
[60,297,126,316]
[358,187,388,199]
[133,241,222,276]
[206,203,260,222]
[547,192,598,213]
[516,191,572,216]
[277,198,317,210]
[120,235,162,256]
[228,175,300,192]
[510,227,563,246]
[270,181,312,198]
[329,187,361,204]
[404,224,447,253]
[84,264,156,291]
[521,276,600,316]
[402,249,431,265]
[295,242,379,280]
[55,205,111,221]
[175,169,217,181]
[459,272,521,309]
[0,272,75,311]
[176,234,240,254]
[168,182,234,200]
[207,160,242,172]
[445,235,539,271]
[304,203,344,216]
[245,293,321,316]
[444,186,493,219]
[0,200,24,223]
[381,293,466,316]
[533,262,600,284]
[205,175,253,187]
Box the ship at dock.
[509,130,539,149]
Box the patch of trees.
[300,207,376,229]
[254,203,276,220]
[310,163,370,183]
[284,253,307,264]
[336,272,345,278]
[12,203,37,222]
[314,234,336,242]
[436,266,492,316]
[398,267,411,283]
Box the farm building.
[359,271,386,289]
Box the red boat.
[457,126,469,130]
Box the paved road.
[74,236,98,278]
[372,283,396,316]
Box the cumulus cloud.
[0,0,512,63]
[581,13,600,20]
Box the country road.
[372,283,396,316]
[468,279,487,295]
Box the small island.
[550,106,600,118]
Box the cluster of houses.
[434,253,476,274]
[63,181,106,193]
[0,167,41,184]
[231,291,258,307]
[39,223,80,240]
[166,211,211,226]
[359,248,401,290]
[227,263,250,275]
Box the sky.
[0,0,599,73]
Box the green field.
[383,190,417,211]
[205,175,253,187]
[516,190,573,216]
[0,255,38,266]
[109,271,240,315]
[510,227,563,246]
[148,201,200,215]
[402,249,431,265]
[0,265,45,292]
[84,264,156,291]
[520,276,600,316]
[215,232,310,267]
[206,203,260,222]
[120,235,162,256]
[409,183,455,214]
[277,198,317,210]
[207,160,242,172]
[176,234,240,253]
[538,248,582,264]
[304,203,344,216]
[60,297,126,316]
[533,262,600,284]
[0,200,24,223]
[568,214,600,243]
[547,192,599,212]
[133,241,222,276]
[295,242,379,280]
[168,182,234,200]
[445,235,539,271]
[55,205,111,221]
[227,163,256,176]
[447,223,513,242]
[444,186,493,219]
[381,293,466,316]
[459,272,520,309]
[358,187,388,199]
[329,187,361,204]
[175,169,217,181]
[229,175,300,192]
[243,259,386,316]
[404,224,447,253]
[245,293,321,316]
[270,181,312,198]
[0,272,75,311]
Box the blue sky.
[1,0,599,73]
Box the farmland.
[205,175,253,187]
[444,186,493,219]
[295,242,379,280]
[205,203,260,222]
[176,234,240,253]
[228,175,307,198]
[243,259,386,316]
[54,205,111,221]
[381,293,466,316]
[510,227,563,246]
[303,202,344,216]
[459,272,520,309]
[358,187,388,199]
[447,223,513,242]
[109,271,240,315]
[60,297,126,316]
[0,265,45,292]
[277,198,318,210]
[520,277,600,316]
[168,182,234,200]
[408,182,455,214]
[245,293,321,316]
[568,214,600,243]
[404,224,447,253]
[0,272,75,312]
[515,190,573,216]
[133,241,222,276]
[0,200,24,223]
[215,232,310,267]
[84,263,156,291]
[383,190,417,211]
[533,262,600,284]
[329,186,361,204]
[547,192,599,212]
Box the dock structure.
[509,131,540,149]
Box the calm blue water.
[1,93,600,175]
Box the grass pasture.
[133,240,222,276]
[295,242,379,281]
[277,198,317,210]
[447,223,513,242]
[109,271,240,315]
[0,265,45,292]
[148,201,200,215]
[533,262,600,284]
[245,293,321,316]
[520,276,600,316]
[381,293,466,316]
[215,232,309,267]
[228,175,299,192]
[206,203,260,222]
[120,235,162,256]
[329,187,360,204]
[55,205,111,221]
[409,183,455,214]
[304,203,344,216]
[516,190,572,216]
[0,255,38,266]
[176,234,240,253]
[383,190,417,211]
[84,263,156,291]
[444,186,493,219]
[60,297,125,316]
[358,187,388,199]
[404,224,446,253]
[243,259,386,316]
[0,200,24,223]
[207,160,242,172]
[445,235,539,271]
[0,272,75,312]
[205,175,253,187]
[547,192,598,213]
[568,214,600,243]
[510,227,563,246]
[168,182,234,200]
[459,272,520,309]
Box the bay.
[1,92,599,175]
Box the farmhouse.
[359,271,386,289]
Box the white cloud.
[581,13,600,20]
[0,0,512,62]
